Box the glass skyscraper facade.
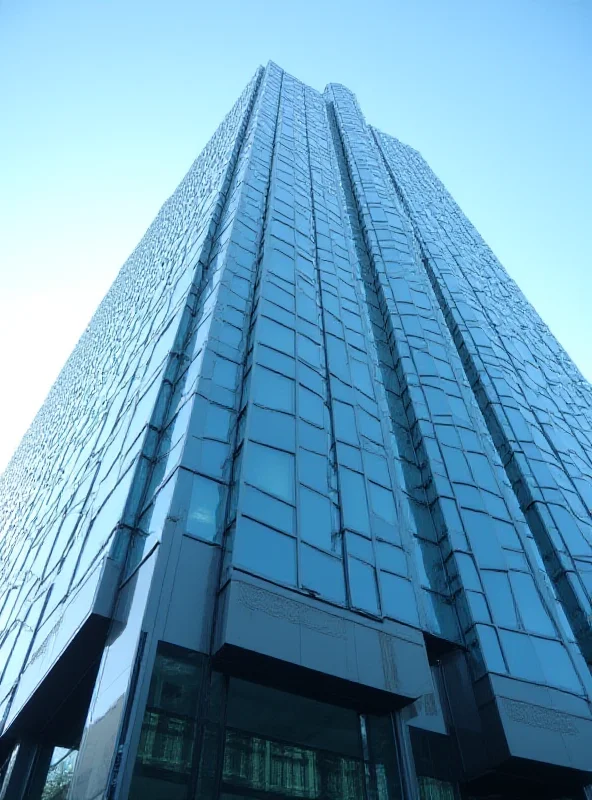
[1,62,592,800]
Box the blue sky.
[0,0,590,471]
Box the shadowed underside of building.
[1,62,592,800]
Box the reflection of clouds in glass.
[187,472,225,542]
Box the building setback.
[1,62,592,800]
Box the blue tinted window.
[476,625,507,674]
[257,345,296,378]
[376,541,407,576]
[465,591,491,623]
[340,469,370,535]
[300,545,346,604]
[414,539,447,592]
[299,449,329,493]
[241,485,294,535]
[481,571,518,629]
[233,517,296,586]
[298,420,327,454]
[454,553,481,592]
[298,386,324,426]
[299,487,334,552]
[213,357,239,390]
[297,334,321,367]
[362,452,390,487]
[350,360,373,397]
[509,572,555,636]
[499,630,545,683]
[244,442,294,503]
[346,532,375,563]
[333,402,357,444]
[204,404,232,442]
[441,446,472,484]
[337,443,363,472]
[252,367,295,413]
[348,558,380,615]
[531,637,581,693]
[250,407,296,452]
[368,482,396,524]
[380,572,420,626]
[357,411,383,444]
[187,473,226,542]
[462,510,506,569]
[258,317,295,356]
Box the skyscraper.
[1,60,592,799]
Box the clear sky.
[0,0,590,473]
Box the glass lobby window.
[221,678,403,800]
[130,643,206,800]
[40,748,78,800]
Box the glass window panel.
[130,643,205,797]
[493,519,521,550]
[423,591,460,641]
[249,406,295,452]
[441,446,473,484]
[244,442,294,503]
[186,473,226,542]
[204,404,232,442]
[340,469,370,535]
[454,553,481,592]
[299,449,329,493]
[299,487,334,551]
[297,334,322,367]
[362,452,390,487]
[414,539,446,592]
[499,630,545,683]
[466,591,491,623]
[462,510,506,569]
[368,482,397,525]
[299,387,325,427]
[476,625,507,674]
[504,550,529,571]
[184,438,227,480]
[252,367,295,413]
[241,486,295,535]
[333,402,358,444]
[530,637,582,693]
[233,517,297,586]
[337,442,363,472]
[139,473,178,537]
[380,572,420,626]
[257,345,296,378]
[346,532,375,563]
[376,541,407,576]
[357,410,383,444]
[257,317,295,356]
[300,544,346,604]
[466,453,498,493]
[325,334,348,375]
[298,419,327,454]
[454,484,485,512]
[481,571,518,629]
[225,678,362,757]
[348,557,380,615]
[509,571,556,636]
[550,505,592,556]
[41,748,78,800]
[350,360,373,397]
[213,357,240,390]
